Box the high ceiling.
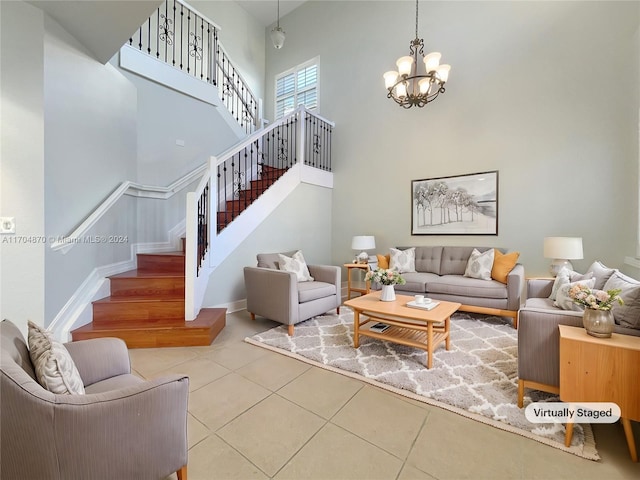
[236,0,307,26]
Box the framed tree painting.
[411,170,498,235]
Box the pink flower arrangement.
[568,284,624,311]
[364,268,407,286]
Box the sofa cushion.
[257,251,297,269]
[603,271,640,329]
[390,247,416,273]
[464,248,495,280]
[298,281,336,303]
[427,275,508,299]
[587,261,617,290]
[491,249,520,284]
[413,246,443,275]
[84,374,143,394]
[554,278,596,311]
[28,321,85,395]
[278,251,314,282]
[395,272,441,293]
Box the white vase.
[380,285,396,302]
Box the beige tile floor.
[130,310,640,480]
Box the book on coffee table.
[406,300,440,311]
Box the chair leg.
[336,307,340,314]
[288,324,294,336]
[177,465,187,480]
[250,312,255,321]
[517,379,525,408]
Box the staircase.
[71,242,226,348]
[217,165,287,232]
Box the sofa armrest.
[64,337,131,387]
[244,266,298,324]
[506,263,525,311]
[308,264,341,288]
[527,278,554,299]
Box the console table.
[559,325,640,462]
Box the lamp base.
[549,259,573,277]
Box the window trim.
[274,56,320,119]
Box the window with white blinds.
[275,58,319,119]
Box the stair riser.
[137,254,184,274]
[110,278,185,297]
[72,308,226,348]
[92,301,185,325]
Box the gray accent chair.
[0,319,189,480]
[517,279,640,407]
[244,251,341,335]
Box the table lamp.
[351,236,376,264]
[543,237,583,276]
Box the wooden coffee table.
[344,292,461,369]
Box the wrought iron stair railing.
[185,106,335,319]
[129,0,258,134]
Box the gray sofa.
[381,246,524,327]
[517,277,640,407]
[0,319,189,480]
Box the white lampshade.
[396,56,414,76]
[270,27,285,49]
[435,64,451,83]
[383,71,399,89]
[543,237,583,276]
[395,82,407,98]
[418,78,431,94]
[351,236,376,251]
[423,52,441,72]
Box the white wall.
[0,1,46,335]
[203,181,333,306]
[266,1,639,277]
[190,0,266,103]
[43,14,140,324]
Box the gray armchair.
[244,251,341,335]
[0,319,189,480]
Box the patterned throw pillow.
[554,278,596,311]
[464,248,495,281]
[603,271,640,329]
[389,247,416,273]
[549,267,594,301]
[278,250,314,282]
[27,321,85,395]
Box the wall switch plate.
[0,217,16,234]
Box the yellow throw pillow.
[376,254,390,269]
[491,249,520,284]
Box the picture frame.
[411,170,498,235]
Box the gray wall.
[43,15,139,324]
[265,0,640,277]
[203,182,334,306]
[0,1,46,334]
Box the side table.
[559,325,640,462]
[344,263,370,300]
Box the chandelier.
[384,0,450,108]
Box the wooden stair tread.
[71,308,227,348]
[138,251,185,257]
[93,295,184,304]
[109,269,184,279]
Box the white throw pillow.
[28,321,85,395]
[278,250,314,282]
[554,278,596,311]
[549,267,593,301]
[464,248,495,281]
[389,247,416,273]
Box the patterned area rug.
[245,310,599,460]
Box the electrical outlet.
[0,217,16,234]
